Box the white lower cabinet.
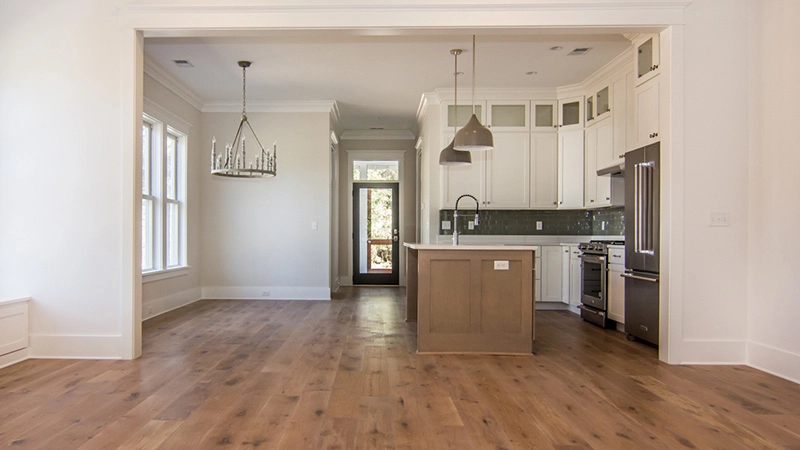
[607,246,625,323]
[539,246,565,302]
[0,300,29,358]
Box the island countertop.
[403,243,540,252]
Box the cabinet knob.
[619,154,625,159]
[590,199,595,203]
[553,202,557,205]
[606,197,610,200]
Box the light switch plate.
[709,212,730,227]
[536,221,543,230]
[494,260,509,270]
[442,220,451,230]
[468,221,474,230]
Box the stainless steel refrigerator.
[623,143,660,346]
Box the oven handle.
[620,272,659,283]
[579,254,605,263]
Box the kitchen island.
[405,243,538,354]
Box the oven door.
[580,254,607,310]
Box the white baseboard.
[29,334,123,359]
[202,286,331,301]
[747,341,800,384]
[676,339,747,365]
[0,348,29,369]
[143,287,202,320]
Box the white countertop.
[404,243,540,251]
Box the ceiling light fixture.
[210,61,276,178]
[440,48,471,166]
[454,35,493,152]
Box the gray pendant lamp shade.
[439,138,472,166]
[440,48,472,166]
[454,35,494,151]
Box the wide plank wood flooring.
[1,287,799,449]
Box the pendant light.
[453,35,494,151]
[440,49,472,166]
[210,61,277,178]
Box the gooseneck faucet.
[453,194,480,245]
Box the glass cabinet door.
[488,102,529,130]
[531,101,557,131]
[586,96,595,123]
[558,96,584,130]
[636,34,660,85]
[596,86,610,116]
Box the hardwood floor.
[1,287,799,449]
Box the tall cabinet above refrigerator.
[623,143,660,346]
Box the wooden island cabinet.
[405,243,538,354]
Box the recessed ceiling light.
[568,48,592,56]
[549,46,563,51]
[173,59,193,67]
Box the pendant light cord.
[471,35,476,115]
[454,50,459,133]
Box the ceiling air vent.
[567,48,592,56]
[173,59,194,67]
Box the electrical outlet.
[262,290,271,297]
[468,221,474,230]
[442,220,451,230]
[311,221,318,230]
[536,221,543,231]
[709,212,730,227]
[494,260,510,270]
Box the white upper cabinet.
[558,96,584,131]
[531,101,558,132]
[585,85,612,126]
[635,34,661,86]
[485,132,530,208]
[635,76,661,147]
[488,101,529,131]
[441,132,530,209]
[530,132,558,209]
[558,129,584,209]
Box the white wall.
[0,0,131,358]
[746,0,800,382]
[672,0,751,362]
[200,111,332,300]
[142,73,203,319]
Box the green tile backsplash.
[439,207,625,236]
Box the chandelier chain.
[242,64,247,117]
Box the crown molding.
[143,57,205,111]
[340,130,416,141]
[580,44,634,89]
[202,100,338,114]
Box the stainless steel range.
[577,240,624,328]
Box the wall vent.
[173,59,194,67]
[567,48,592,56]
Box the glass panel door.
[353,182,399,285]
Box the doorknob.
[393,236,398,242]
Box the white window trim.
[142,103,189,276]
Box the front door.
[353,182,399,285]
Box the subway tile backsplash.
[439,207,625,236]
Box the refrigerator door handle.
[621,272,659,283]
[634,161,656,255]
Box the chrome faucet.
[453,194,480,245]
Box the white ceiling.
[144,30,632,132]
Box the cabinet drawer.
[608,247,625,265]
[0,302,29,356]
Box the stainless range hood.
[597,162,625,176]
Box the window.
[142,113,187,274]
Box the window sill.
[142,266,191,283]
